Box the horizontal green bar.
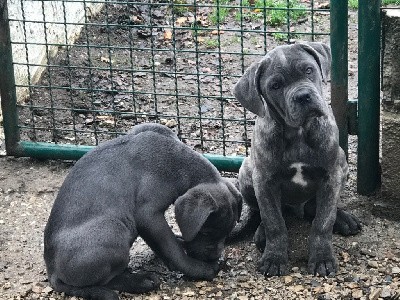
[19,141,244,172]
[20,141,93,161]
[203,153,244,172]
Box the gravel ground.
[0,135,400,300]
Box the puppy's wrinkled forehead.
[268,45,313,72]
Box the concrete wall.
[381,9,400,204]
[6,0,104,101]
[0,0,103,138]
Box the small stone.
[392,266,400,274]
[369,288,382,300]
[346,282,359,289]
[181,290,195,297]
[360,248,376,257]
[145,296,161,300]
[340,251,350,262]
[352,289,363,299]
[32,284,43,294]
[292,285,304,292]
[311,279,321,287]
[43,286,53,294]
[292,272,302,279]
[284,276,293,284]
[165,119,177,128]
[3,282,11,289]
[384,275,392,282]
[292,267,300,272]
[380,287,392,298]
[368,260,379,268]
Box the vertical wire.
[239,0,249,156]
[104,1,118,137]
[128,6,138,124]
[311,0,315,41]
[62,0,78,143]
[82,0,99,144]
[148,2,159,123]
[41,0,57,142]
[193,0,204,150]
[171,1,182,139]
[262,0,267,53]
[286,0,291,43]
[215,0,226,155]
[20,0,36,140]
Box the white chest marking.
[290,162,308,187]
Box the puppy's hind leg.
[227,157,261,243]
[105,269,161,294]
[50,278,119,300]
[304,199,362,236]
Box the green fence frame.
[357,0,381,195]
[0,0,382,192]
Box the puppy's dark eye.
[305,67,313,75]
[271,82,281,90]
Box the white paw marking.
[290,162,308,187]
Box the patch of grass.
[348,0,358,9]
[349,0,400,9]
[204,38,219,49]
[234,0,307,26]
[272,32,288,41]
[271,32,299,41]
[210,0,232,24]
[261,0,307,26]
[172,0,189,16]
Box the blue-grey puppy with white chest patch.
[233,42,361,277]
[44,123,242,300]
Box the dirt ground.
[1,2,400,300]
[1,139,400,300]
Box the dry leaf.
[211,30,225,35]
[175,17,187,26]
[100,56,112,64]
[164,30,172,40]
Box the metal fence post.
[0,0,21,156]
[330,0,349,157]
[357,0,381,195]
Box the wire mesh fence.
[5,0,330,159]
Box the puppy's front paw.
[308,251,337,276]
[258,252,289,277]
[105,270,161,294]
[333,209,362,236]
[184,260,219,281]
[136,272,161,293]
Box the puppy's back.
[44,123,220,241]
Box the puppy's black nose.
[294,91,312,104]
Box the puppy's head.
[174,179,242,262]
[234,42,331,128]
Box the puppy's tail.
[226,203,261,244]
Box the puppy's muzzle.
[293,89,312,105]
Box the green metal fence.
[1,0,331,170]
[0,0,381,193]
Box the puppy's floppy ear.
[175,188,217,242]
[233,59,268,117]
[298,42,331,83]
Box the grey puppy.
[44,123,242,300]
[233,42,361,277]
